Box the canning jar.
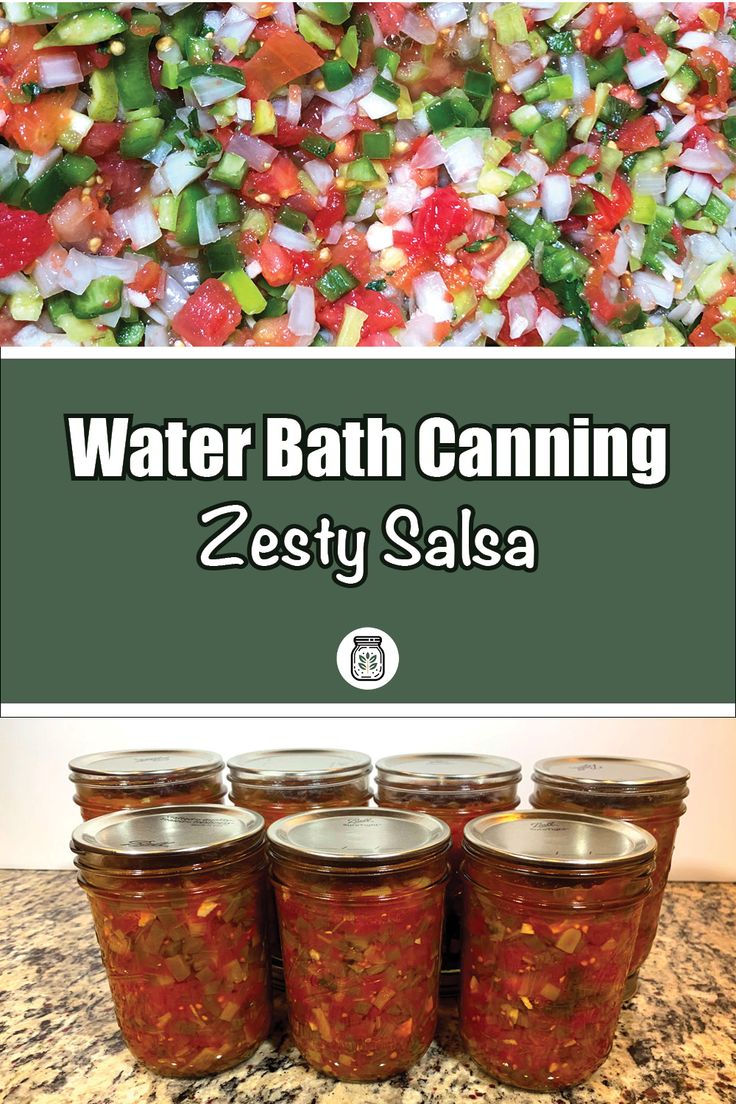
[531,756,689,995]
[460,810,655,1092]
[72,805,271,1077]
[227,748,372,824]
[351,636,385,681]
[269,807,450,1082]
[375,753,521,987]
[69,750,227,820]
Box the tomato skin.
[78,122,124,159]
[617,116,658,154]
[130,260,165,301]
[172,279,242,346]
[240,28,322,100]
[590,175,633,233]
[0,202,55,277]
[690,46,731,110]
[412,187,471,254]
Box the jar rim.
[463,809,657,871]
[532,756,690,795]
[268,806,450,868]
[228,748,371,786]
[376,753,522,789]
[71,804,265,871]
[353,636,382,644]
[69,749,224,783]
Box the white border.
[2,346,733,716]
[2,346,733,360]
[3,703,733,718]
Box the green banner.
[1,358,733,704]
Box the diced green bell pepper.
[70,276,123,319]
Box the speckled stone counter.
[0,873,734,1104]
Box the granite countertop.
[1,873,734,1104]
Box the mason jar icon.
[351,636,385,682]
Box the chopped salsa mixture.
[531,788,685,977]
[0,2,735,348]
[460,855,648,1090]
[274,867,446,1080]
[75,776,227,818]
[85,868,272,1076]
[375,793,518,981]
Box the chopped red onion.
[196,195,220,246]
[414,272,453,323]
[508,293,538,339]
[541,174,572,222]
[665,170,692,205]
[677,142,733,183]
[428,3,467,30]
[411,135,446,169]
[632,271,674,310]
[401,11,438,45]
[191,75,245,108]
[509,60,545,94]
[559,52,590,103]
[287,284,316,336]
[38,50,82,89]
[304,158,334,193]
[666,114,696,143]
[271,224,315,252]
[111,199,162,250]
[214,6,256,61]
[625,54,668,89]
[227,132,276,171]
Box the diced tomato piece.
[96,153,153,211]
[0,202,55,277]
[250,315,302,346]
[172,279,242,346]
[130,260,165,301]
[689,305,722,347]
[682,124,719,150]
[490,91,523,130]
[359,331,401,347]
[610,84,645,109]
[240,28,322,100]
[259,238,294,287]
[313,188,345,237]
[79,122,124,159]
[329,227,372,283]
[275,119,311,147]
[623,31,667,62]
[412,187,471,254]
[317,288,404,335]
[1,89,76,155]
[503,267,540,299]
[690,46,732,111]
[590,174,633,233]
[367,2,408,35]
[0,305,23,344]
[617,116,659,154]
[242,155,300,205]
[75,44,112,72]
[579,5,636,56]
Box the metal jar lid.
[532,756,690,796]
[228,748,371,786]
[72,805,264,870]
[268,806,450,868]
[69,749,224,783]
[376,753,522,790]
[464,810,656,870]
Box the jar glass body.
[73,772,227,825]
[79,850,271,1077]
[460,853,650,1091]
[272,852,447,1081]
[530,781,686,978]
[351,636,385,681]
[375,779,519,984]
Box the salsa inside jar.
[531,756,689,987]
[460,810,655,1092]
[269,807,450,1081]
[73,805,271,1078]
[69,749,227,820]
[375,753,521,985]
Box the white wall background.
[0,717,733,878]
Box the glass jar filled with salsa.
[531,756,689,997]
[72,805,272,1078]
[70,750,227,820]
[229,748,372,981]
[228,748,372,824]
[269,807,450,1082]
[460,810,655,1092]
[375,753,521,989]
